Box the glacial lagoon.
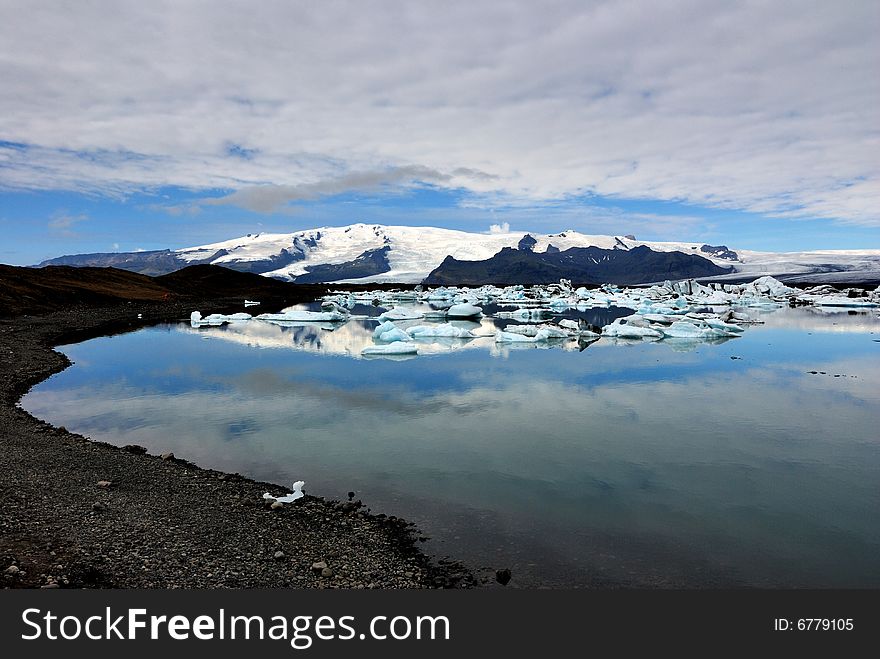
[21,301,880,587]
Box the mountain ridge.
[36,223,880,286]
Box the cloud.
[488,221,511,234]
[204,165,492,213]
[47,211,87,234]
[0,1,877,226]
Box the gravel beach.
[0,299,474,589]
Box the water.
[21,304,880,588]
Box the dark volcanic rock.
[700,244,739,261]
[517,234,538,252]
[424,245,733,286]
[292,246,391,284]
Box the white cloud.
[47,211,87,234]
[0,1,877,226]
[488,221,511,234]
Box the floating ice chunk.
[405,323,476,338]
[377,307,425,321]
[661,320,739,338]
[496,308,554,322]
[446,303,483,318]
[747,276,797,297]
[557,318,601,336]
[701,318,744,333]
[204,312,252,322]
[495,327,566,342]
[798,295,879,308]
[190,311,202,322]
[262,480,305,504]
[361,343,419,355]
[244,300,260,306]
[495,330,539,343]
[694,291,732,305]
[372,320,412,343]
[601,318,663,339]
[257,310,349,322]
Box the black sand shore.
[0,289,473,589]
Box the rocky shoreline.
[0,300,474,589]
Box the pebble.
[321,567,334,578]
[160,452,175,461]
[4,565,20,576]
[96,480,112,488]
[311,561,328,572]
[270,501,284,510]
[273,551,285,560]
[496,568,512,585]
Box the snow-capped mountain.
[39,223,880,285]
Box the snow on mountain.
[172,223,880,284]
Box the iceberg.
[660,320,740,338]
[558,318,602,336]
[361,343,419,355]
[405,323,476,338]
[495,327,568,342]
[798,295,879,308]
[372,320,412,342]
[601,318,663,339]
[495,330,539,343]
[257,310,349,322]
[377,307,425,321]
[262,480,305,504]
[446,303,483,318]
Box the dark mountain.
[37,249,209,276]
[423,245,733,286]
[0,264,320,317]
[700,244,739,261]
[291,246,391,284]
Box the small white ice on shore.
[262,480,305,503]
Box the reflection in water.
[183,301,633,358]
[21,306,880,588]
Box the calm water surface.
[22,305,880,587]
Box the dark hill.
[423,245,733,286]
[0,264,418,317]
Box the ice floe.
[361,343,419,356]
[186,274,878,360]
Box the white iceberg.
[377,307,425,321]
[361,343,419,355]
[405,323,476,338]
[257,310,349,322]
[601,318,663,339]
[372,320,412,343]
[446,303,483,318]
[798,295,878,308]
[262,480,305,504]
[495,330,539,343]
[660,320,740,338]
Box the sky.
[1,0,878,265]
